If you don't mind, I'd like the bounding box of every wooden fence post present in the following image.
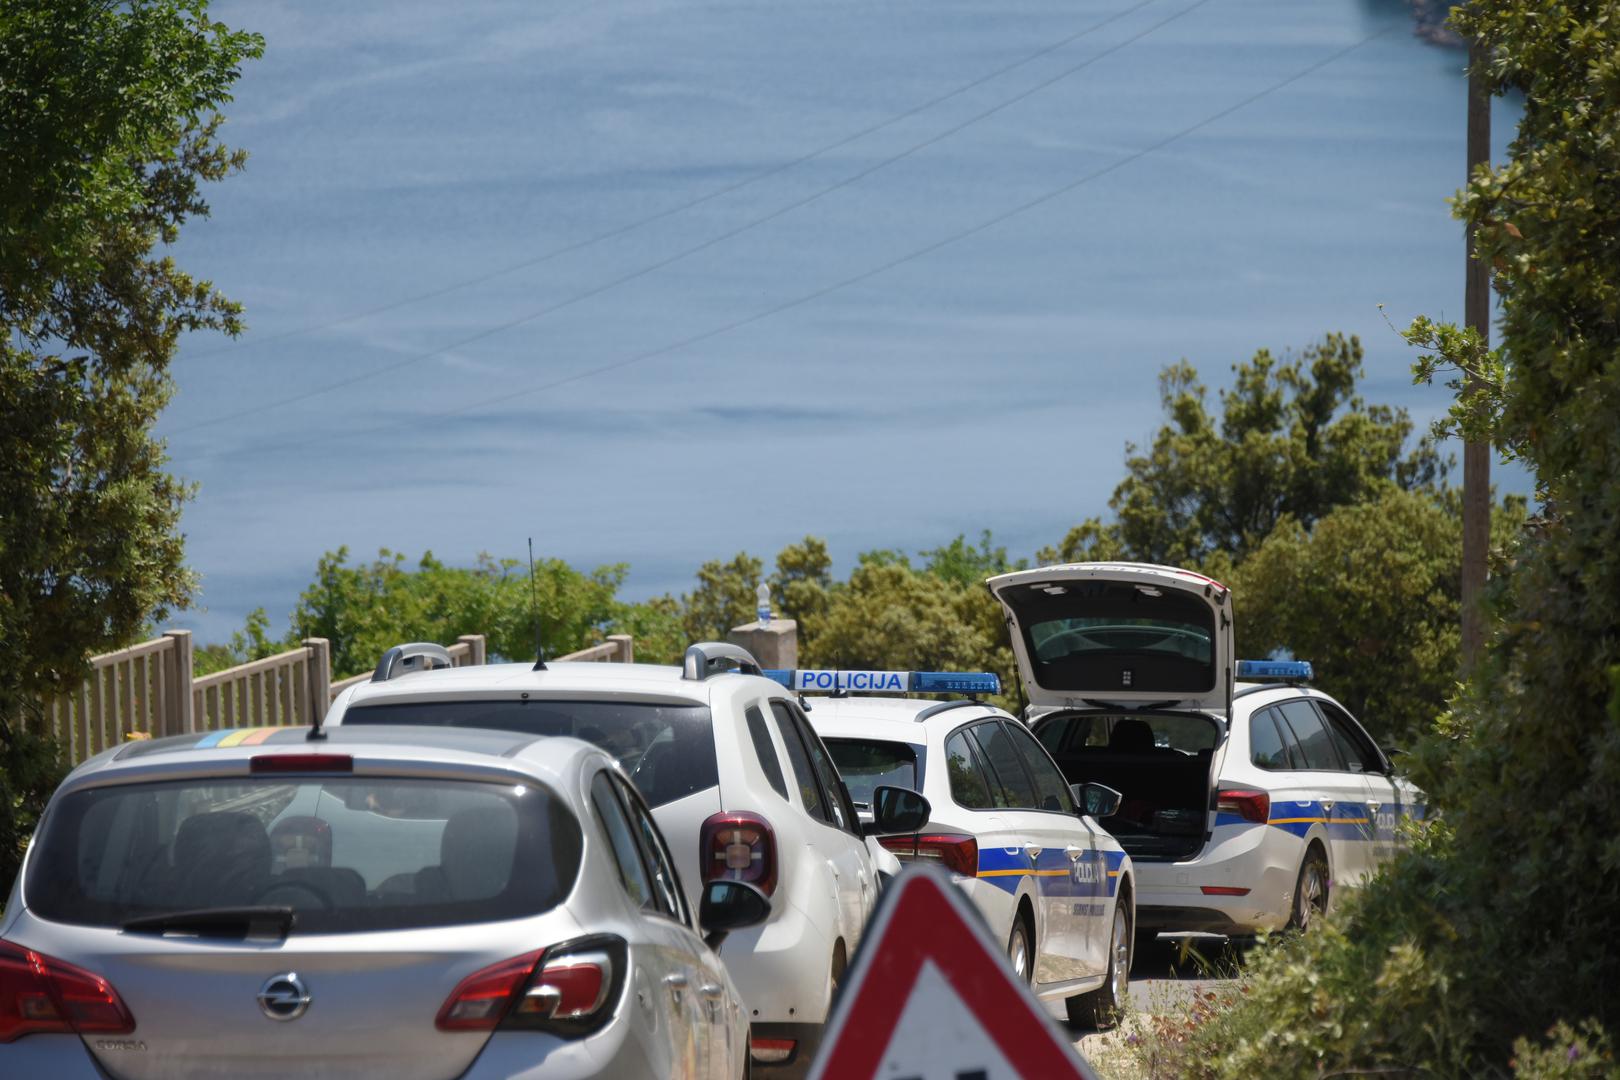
[161,630,195,736]
[607,634,634,663]
[458,634,487,666]
[303,638,331,724]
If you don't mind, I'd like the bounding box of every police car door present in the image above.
[1004,720,1109,979]
[967,720,1084,985]
[1316,700,1402,875]
[1272,699,1374,885]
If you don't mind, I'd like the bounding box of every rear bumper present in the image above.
[718,900,833,1025]
[0,1035,109,1078]
[1132,825,1298,935]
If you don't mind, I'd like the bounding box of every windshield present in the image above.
[824,739,918,808]
[26,777,581,933]
[1016,581,1216,694]
[343,699,717,808]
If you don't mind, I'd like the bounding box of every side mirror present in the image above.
[1075,782,1123,819]
[698,880,771,951]
[864,786,931,836]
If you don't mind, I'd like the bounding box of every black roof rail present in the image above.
[914,699,990,723]
[372,643,455,684]
[682,642,763,681]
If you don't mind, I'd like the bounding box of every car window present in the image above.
[1250,709,1292,771]
[1316,701,1382,775]
[28,776,582,933]
[1012,581,1216,695]
[1034,715,1074,754]
[824,739,917,810]
[945,731,996,810]
[615,775,688,925]
[1276,700,1343,771]
[771,701,829,823]
[591,770,655,910]
[785,704,861,835]
[343,699,717,808]
[1004,722,1075,813]
[746,706,790,800]
[969,722,1039,809]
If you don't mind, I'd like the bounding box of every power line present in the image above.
[183,0,1159,363]
[170,0,1204,435]
[188,20,1397,467]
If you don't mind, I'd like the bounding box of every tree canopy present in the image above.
[1047,334,1444,570]
[0,0,260,885]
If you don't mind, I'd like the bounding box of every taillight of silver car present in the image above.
[0,939,135,1043]
[435,936,626,1037]
[1216,787,1271,824]
[700,812,778,896]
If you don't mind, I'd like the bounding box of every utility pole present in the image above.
[1461,38,1491,671]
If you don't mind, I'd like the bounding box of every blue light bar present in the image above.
[1236,659,1313,681]
[759,669,1001,695]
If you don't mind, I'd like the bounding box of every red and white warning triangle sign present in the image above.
[808,866,1100,1080]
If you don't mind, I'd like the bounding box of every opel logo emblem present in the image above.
[257,972,311,1021]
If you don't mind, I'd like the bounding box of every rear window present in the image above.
[344,700,718,807]
[824,739,919,809]
[26,777,581,933]
[1014,581,1215,694]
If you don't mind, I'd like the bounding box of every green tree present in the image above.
[1164,1,1620,1071]
[289,548,626,677]
[920,530,1027,587]
[679,552,763,644]
[0,0,261,886]
[193,607,280,676]
[1046,335,1444,569]
[1231,489,1525,749]
[771,536,834,657]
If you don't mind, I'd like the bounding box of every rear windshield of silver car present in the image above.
[342,700,719,808]
[26,777,582,933]
[1015,582,1216,693]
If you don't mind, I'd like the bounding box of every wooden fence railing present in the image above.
[37,630,636,767]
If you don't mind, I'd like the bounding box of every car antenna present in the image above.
[528,537,548,671]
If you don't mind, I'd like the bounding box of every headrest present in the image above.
[440,805,520,900]
[1108,718,1157,754]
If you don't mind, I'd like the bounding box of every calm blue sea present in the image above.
[160,0,1525,643]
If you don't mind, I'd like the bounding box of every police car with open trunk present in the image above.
[986,562,1424,940]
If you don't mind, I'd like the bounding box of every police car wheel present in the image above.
[1066,904,1130,1030]
[1288,848,1330,932]
[1007,919,1032,985]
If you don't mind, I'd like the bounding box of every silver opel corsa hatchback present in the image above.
[0,723,767,1079]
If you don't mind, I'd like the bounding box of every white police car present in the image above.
[987,563,1425,940]
[779,669,1137,1028]
[320,642,932,1076]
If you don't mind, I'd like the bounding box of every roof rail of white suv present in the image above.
[681,642,763,681]
[372,642,456,683]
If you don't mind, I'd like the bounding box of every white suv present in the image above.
[986,563,1424,940]
[323,642,930,1075]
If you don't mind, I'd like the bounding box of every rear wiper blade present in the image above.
[122,906,295,940]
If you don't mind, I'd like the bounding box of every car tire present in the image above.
[1287,846,1330,932]
[1066,902,1130,1030]
[1007,915,1033,986]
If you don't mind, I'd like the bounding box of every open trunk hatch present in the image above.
[987,562,1233,713]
